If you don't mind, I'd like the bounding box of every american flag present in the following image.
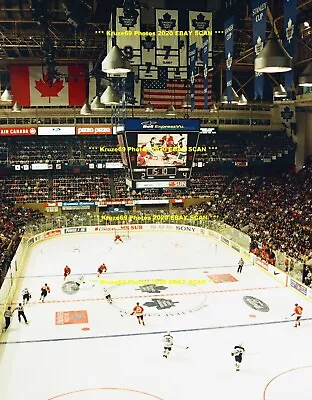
[142,68,212,109]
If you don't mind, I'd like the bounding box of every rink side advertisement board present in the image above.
[123,119,200,189]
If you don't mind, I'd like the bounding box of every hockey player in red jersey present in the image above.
[64,265,71,280]
[39,284,50,302]
[97,263,107,277]
[131,302,145,325]
[114,234,123,243]
[291,303,303,327]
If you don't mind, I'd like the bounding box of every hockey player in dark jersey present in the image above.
[231,344,245,371]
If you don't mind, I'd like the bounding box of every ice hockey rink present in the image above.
[0,230,312,400]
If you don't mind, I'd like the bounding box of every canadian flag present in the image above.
[9,65,87,107]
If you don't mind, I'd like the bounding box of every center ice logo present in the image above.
[137,284,168,293]
[144,298,179,310]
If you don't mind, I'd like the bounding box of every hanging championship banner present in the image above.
[139,65,158,80]
[189,43,197,111]
[178,38,188,67]
[168,67,188,80]
[251,0,267,99]
[202,35,209,109]
[115,7,141,65]
[140,35,157,79]
[156,9,179,67]
[280,105,296,136]
[189,11,213,66]
[283,0,297,89]
[224,17,234,103]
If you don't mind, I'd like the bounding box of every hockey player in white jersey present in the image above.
[22,288,31,305]
[163,332,173,358]
[231,344,245,371]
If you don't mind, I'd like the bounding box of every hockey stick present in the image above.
[120,311,129,317]
[174,344,189,350]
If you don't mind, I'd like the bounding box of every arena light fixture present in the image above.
[1,88,13,102]
[255,32,292,73]
[12,101,22,112]
[299,62,312,87]
[100,85,121,105]
[80,101,92,115]
[221,90,228,104]
[181,94,191,109]
[231,88,239,104]
[145,101,154,112]
[166,104,176,116]
[91,96,105,110]
[238,93,248,105]
[210,103,218,112]
[101,45,131,75]
[221,88,239,104]
[273,84,287,98]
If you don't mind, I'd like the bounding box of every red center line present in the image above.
[26,285,283,304]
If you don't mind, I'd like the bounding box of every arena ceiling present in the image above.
[0,0,311,100]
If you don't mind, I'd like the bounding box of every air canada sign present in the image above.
[0,126,37,136]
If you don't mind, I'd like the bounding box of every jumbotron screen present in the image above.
[123,119,200,184]
[136,132,188,167]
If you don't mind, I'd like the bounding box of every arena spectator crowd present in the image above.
[0,202,43,287]
[187,163,312,264]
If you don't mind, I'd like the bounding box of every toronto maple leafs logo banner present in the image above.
[279,104,296,136]
[251,0,267,99]
[189,11,213,66]
[9,65,86,107]
[115,7,141,66]
[224,17,234,103]
[189,43,197,111]
[140,34,157,79]
[156,9,179,67]
[283,0,297,89]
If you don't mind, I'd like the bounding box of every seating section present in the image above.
[0,176,50,203]
[189,173,231,196]
[195,131,295,164]
[8,137,69,165]
[3,136,122,166]
[52,173,111,201]
[82,136,121,164]
[186,163,312,262]
[0,202,43,287]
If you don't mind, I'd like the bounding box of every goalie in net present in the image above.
[114,229,130,243]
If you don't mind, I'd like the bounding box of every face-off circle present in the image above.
[48,388,164,400]
[111,282,208,316]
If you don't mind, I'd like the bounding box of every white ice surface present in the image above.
[0,231,311,400]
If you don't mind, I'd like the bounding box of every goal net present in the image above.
[114,229,130,239]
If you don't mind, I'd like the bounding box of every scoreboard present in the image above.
[121,118,200,189]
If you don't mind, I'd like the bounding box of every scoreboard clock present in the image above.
[121,118,200,189]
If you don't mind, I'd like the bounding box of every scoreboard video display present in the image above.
[123,118,200,189]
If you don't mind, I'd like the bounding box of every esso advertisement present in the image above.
[38,126,75,136]
[0,126,37,136]
[76,126,112,135]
